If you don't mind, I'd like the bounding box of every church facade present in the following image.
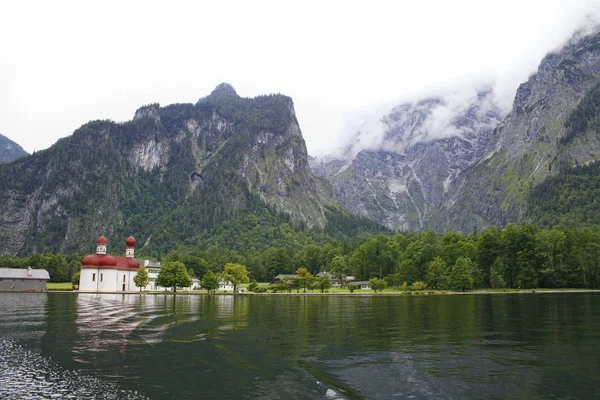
[79,236,142,293]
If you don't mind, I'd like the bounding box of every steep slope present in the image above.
[0,83,337,256]
[440,31,600,232]
[0,134,27,163]
[311,92,502,231]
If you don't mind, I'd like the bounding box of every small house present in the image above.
[352,281,370,290]
[0,267,50,292]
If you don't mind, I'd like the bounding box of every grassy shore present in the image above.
[45,281,600,295]
[46,282,73,291]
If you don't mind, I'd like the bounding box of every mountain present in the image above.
[0,134,27,163]
[0,83,359,256]
[439,31,600,232]
[311,91,502,231]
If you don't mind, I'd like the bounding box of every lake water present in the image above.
[0,293,599,399]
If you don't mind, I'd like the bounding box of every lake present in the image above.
[0,292,599,399]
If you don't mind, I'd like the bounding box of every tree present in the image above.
[369,277,388,293]
[201,270,220,293]
[133,265,150,292]
[313,276,332,293]
[157,261,192,292]
[71,271,80,289]
[330,255,349,287]
[448,257,475,292]
[295,267,314,293]
[222,263,249,293]
[427,256,448,290]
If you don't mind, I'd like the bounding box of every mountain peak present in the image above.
[210,82,238,97]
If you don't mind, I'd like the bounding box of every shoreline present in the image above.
[23,288,600,296]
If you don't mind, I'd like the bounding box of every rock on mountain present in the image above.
[0,83,334,256]
[0,134,28,163]
[311,91,502,231]
[439,30,600,232]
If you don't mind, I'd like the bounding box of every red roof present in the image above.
[96,236,108,245]
[81,254,117,267]
[81,255,139,270]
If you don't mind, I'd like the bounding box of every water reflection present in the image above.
[1,293,599,399]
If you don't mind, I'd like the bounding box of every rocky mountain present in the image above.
[0,134,27,163]
[311,92,503,231]
[439,30,600,232]
[313,30,600,233]
[0,83,343,256]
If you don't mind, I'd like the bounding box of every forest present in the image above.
[2,223,600,290]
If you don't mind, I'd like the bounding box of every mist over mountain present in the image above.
[311,90,503,231]
[313,28,600,233]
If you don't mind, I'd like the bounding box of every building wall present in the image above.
[0,278,47,292]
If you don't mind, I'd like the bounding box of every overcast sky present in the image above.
[1,0,599,156]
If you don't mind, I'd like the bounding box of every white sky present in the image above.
[1,0,599,156]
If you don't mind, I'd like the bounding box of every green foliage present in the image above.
[133,265,149,291]
[411,281,427,291]
[71,271,80,288]
[222,263,249,293]
[369,277,388,292]
[201,271,220,293]
[448,257,475,291]
[157,261,192,292]
[247,280,259,292]
[348,283,358,293]
[313,276,332,293]
[560,82,600,145]
[295,267,314,292]
[427,256,448,290]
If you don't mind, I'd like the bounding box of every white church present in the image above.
[79,235,144,292]
[78,236,202,292]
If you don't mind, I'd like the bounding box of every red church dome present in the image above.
[81,254,118,267]
[96,235,108,245]
[125,236,136,247]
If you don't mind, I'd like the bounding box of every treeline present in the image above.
[3,224,600,289]
[158,224,600,289]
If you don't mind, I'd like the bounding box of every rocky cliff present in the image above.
[0,83,335,256]
[311,92,502,231]
[439,31,600,232]
[0,134,27,163]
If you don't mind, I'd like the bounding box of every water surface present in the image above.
[0,293,599,399]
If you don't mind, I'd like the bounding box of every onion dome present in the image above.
[125,236,136,247]
[96,236,108,245]
[81,254,118,267]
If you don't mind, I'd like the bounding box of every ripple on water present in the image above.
[0,340,149,400]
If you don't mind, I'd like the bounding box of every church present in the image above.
[79,235,142,292]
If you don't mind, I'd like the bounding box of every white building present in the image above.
[218,280,234,291]
[79,236,142,293]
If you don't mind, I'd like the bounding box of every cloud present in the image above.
[318,1,600,160]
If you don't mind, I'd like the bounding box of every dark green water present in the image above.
[0,293,599,399]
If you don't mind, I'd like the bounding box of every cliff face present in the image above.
[439,31,600,232]
[0,83,333,256]
[0,134,27,163]
[311,93,502,231]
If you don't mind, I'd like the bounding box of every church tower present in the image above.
[96,236,107,254]
[125,236,136,258]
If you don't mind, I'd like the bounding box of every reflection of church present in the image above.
[79,236,141,292]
